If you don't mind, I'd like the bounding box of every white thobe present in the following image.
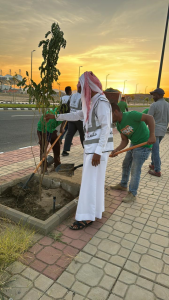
[57,97,112,221]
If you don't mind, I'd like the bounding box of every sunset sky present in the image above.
[0,0,169,96]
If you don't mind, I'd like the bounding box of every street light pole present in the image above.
[123,80,127,95]
[157,5,169,88]
[135,83,139,94]
[105,74,110,90]
[145,86,148,94]
[79,66,83,79]
[31,50,36,82]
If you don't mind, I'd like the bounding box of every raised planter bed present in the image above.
[0,175,80,234]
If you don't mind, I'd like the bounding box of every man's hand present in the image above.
[60,128,65,134]
[109,149,118,157]
[147,135,156,145]
[92,153,101,167]
[45,114,55,122]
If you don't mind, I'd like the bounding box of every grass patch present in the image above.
[0,218,35,292]
[48,232,66,244]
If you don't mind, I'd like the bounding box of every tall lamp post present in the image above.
[135,83,139,94]
[157,5,169,88]
[145,86,148,94]
[123,80,127,95]
[31,50,36,82]
[79,66,83,78]
[105,74,110,90]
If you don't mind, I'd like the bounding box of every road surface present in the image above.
[0,107,146,153]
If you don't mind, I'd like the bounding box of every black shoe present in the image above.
[62,151,69,156]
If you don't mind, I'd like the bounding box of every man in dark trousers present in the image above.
[148,88,169,177]
[60,86,72,144]
[62,86,84,156]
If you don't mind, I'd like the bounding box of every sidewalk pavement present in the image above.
[1,131,169,300]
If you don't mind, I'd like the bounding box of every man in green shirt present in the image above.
[37,107,64,173]
[142,108,149,114]
[117,96,128,113]
[110,103,156,203]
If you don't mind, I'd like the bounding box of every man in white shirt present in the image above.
[62,86,84,156]
[60,86,72,144]
[46,72,113,230]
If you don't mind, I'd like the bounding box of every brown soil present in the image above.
[0,180,74,221]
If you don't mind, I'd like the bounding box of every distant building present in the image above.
[0,74,22,91]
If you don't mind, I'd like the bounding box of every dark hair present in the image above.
[122,96,125,100]
[65,86,71,95]
[111,103,121,112]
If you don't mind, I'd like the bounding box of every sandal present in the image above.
[69,220,93,230]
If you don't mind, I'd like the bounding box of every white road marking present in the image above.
[11,115,37,117]
[19,146,32,149]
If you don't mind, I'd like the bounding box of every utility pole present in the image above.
[157,5,169,88]
[105,74,110,90]
[123,80,127,95]
[31,50,36,82]
[79,66,83,79]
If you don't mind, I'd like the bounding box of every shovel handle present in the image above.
[34,121,68,174]
[109,142,148,157]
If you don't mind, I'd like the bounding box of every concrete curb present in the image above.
[0,175,80,234]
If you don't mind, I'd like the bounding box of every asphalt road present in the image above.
[0,107,146,153]
[0,110,41,152]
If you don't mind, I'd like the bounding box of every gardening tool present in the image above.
[47,155,54,167]
[19,121,68,189]
[109,142,148,157]
[55,163,83,177]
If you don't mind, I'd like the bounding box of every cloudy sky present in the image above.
[0,0,169,95]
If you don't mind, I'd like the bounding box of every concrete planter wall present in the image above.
[0,175,80,234]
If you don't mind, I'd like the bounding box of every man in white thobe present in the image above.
[46,72,113,230]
